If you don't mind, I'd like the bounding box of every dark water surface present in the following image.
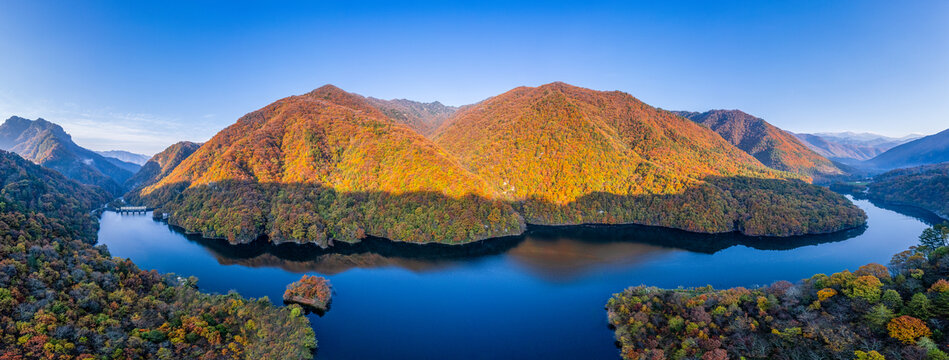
[97,197,934,359]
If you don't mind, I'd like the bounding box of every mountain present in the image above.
[864,128,949,170]
[124,141,201,191]
[96,149,151,165]
[430,82,863,236]
[136,85,522,245]
[794,132,919,161]
[674,110,843,178]
[101,155,141,173]
[0,116,134,195]
[0,149,317,358]
[132,83,865,245]
[365,98,457,136]
[867,162,949,219]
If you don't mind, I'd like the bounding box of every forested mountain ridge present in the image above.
[365,97,457,137]
[137,85,522,245]
[433,82,863,235]
[867,162,949,219]
[0,150,316,358]
[124,141,201,191]
[675,110,843,178]
[0,116,133,195]
[865,128,949,170]
[131,83,865,245]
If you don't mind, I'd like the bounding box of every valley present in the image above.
[95,196,934,359]
[4,3,947,358]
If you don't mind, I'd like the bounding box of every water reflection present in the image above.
[165,218,867,279]
[98,197,931,360]
[832,189,947,226]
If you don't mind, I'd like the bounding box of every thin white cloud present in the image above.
[0,94,217,155]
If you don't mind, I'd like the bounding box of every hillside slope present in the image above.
[867,162,949,218]
[433,83,863,236]
[0,116,133,194]
[0,150,316,358]
[124,141,202,191]
[137,85,522,245]
[133,83,865,245]
[866,128,949,170]
[675,110,843,178]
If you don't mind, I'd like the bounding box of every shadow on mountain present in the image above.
[135,176,867,250]
[161,214,866,277]
[831,187,947,226]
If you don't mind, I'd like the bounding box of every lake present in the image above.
[96,197,939,359]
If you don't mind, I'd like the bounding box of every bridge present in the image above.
[116,206,148,214]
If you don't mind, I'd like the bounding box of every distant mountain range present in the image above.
[864,128,949,170]
[129,83,865,246]
[0,116,134,195]
[793,132,920,162]
[674,110,843,179]
[96,150,151,165]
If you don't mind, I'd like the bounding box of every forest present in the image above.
[673,110,843,179]
[867,163,949,218]
[606,224,949,359]
[129,83,866,246]
[0,151,316,359]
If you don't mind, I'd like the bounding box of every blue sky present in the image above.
[0,1,946,154]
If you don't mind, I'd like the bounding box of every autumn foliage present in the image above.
[675,110,844,179]
[284,275,332,312]
[131,83,865,246]
[886,315,931,344]
[606,226,949,359]
[868,162,949,218]
[0,151,316,359]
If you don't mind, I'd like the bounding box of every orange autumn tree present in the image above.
[284,275,333,312]
[887,316,931,344]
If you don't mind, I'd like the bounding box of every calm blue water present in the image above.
[96,197,938,359]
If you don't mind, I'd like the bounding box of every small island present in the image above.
[284,275,333,313]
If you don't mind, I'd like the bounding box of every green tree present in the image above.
[881,289,902,310]
[918,223,949,254]
[864,304,894,329]
[905,293,932,318]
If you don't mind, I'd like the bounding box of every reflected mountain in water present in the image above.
[163,218,867,279]
[864,199,948,227]
[832,190,948,227]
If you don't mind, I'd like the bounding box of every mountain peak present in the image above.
[675,109,844,178]
[531,81,589,94]
[0,117,131,194]
[1,115,70,140]
[308,84,346,94]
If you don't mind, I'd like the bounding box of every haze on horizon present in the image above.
[0,0,946,155]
